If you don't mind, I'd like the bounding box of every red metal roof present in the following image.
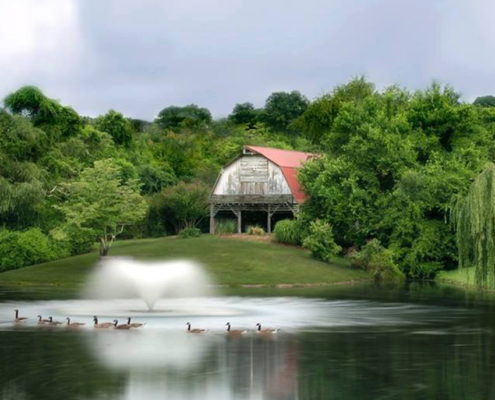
[244,146,316,203]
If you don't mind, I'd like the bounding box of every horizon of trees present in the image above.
[2,78,495,283]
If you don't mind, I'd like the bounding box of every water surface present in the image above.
[1,283,494,400]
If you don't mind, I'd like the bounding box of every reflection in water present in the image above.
[85,329,299,400]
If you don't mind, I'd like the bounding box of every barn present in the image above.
[209,145,316,234]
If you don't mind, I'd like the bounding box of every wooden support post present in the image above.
[237,207,242,234]
[267,204,272,234]
[209,204,215,234]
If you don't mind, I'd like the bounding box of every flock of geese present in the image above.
[14,309,280,335]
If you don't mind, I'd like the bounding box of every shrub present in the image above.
[216,219,236,235]
[0,228,67,272]
[351,239,405,281]
[302,220,341,262]
[247,225,265,236]
[273,219,303,245]
[179,227,202,239]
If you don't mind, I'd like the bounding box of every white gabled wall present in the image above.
[213,155,291,196]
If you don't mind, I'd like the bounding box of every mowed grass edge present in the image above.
[0,235,370,289]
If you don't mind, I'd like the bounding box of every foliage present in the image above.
[53,159,148,256]
[178,227,202,239]
[452,163,495,288]
[262,91,309,133]
[228,102,260,127]
[303,220,342,262]
[247,225,265,236]
[154,181,209,234]
[215,219,237,235]
[273,219,303,245]
[350,239,405,281]
[95,109,133,147]
[0,228,66,272]
[155,104,212,131]
[473,95,495,108]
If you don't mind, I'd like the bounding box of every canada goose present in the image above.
[186,322,208,334]
[256,323,280,334]
[225,322,246,336]
[66,317,85,328]
[127,317,145,328]
[37,315,50,324]
[14,309,28,323]
[48,316,63,326]
[113,320,131,330]
[93,316,114,329]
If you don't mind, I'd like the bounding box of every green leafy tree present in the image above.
[453,163,495,288]
[4,86,82,138]
[154,181,209,234]
[155,104,212,131]
[228,102,260,127]
[53,159,148,256]
[262,91,309,133]
[95,110,134,147]
[473,95,495,108]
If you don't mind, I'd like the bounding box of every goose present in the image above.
[93,316,114,329]
[186,322,208,334]
[113,320,131,330]
[14,309,28,323]
[256,323,280,334]
[127,317,145,328]
[66,317,85,328]
[37,315,50,325]
[48,316,63,326]
[225,322,247,337]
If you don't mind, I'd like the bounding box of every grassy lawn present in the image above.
[0,236,370,290]
[436,267,476,287]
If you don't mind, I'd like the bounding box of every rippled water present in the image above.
[1,286,495,400]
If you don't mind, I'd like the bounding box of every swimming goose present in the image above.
[186,322,208,334]
[37,315,50,324]
[113,320,131,330]
[225,322,247,337]
[93,316,114,329]
[48,316,63,326]
[127,317,145,328]
[66,317,85,328]
[256,323,280,334]
[14,309,28,323]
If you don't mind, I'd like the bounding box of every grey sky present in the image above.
[1,0,494,120]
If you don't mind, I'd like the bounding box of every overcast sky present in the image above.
[0,0,494,120]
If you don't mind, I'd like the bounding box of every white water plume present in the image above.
[84,258,214,310]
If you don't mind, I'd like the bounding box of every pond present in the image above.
[1,283,495,400]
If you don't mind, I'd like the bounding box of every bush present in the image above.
[216,219,236,235]
[179,227,202,239]
[247,225,265,236]
[302,220,341,262]
[0,228,68,272]
[351,239,405,281]
[273,219,303,245]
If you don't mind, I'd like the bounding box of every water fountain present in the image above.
[84,258,213,310]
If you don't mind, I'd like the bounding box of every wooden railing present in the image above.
[210,194,295,205]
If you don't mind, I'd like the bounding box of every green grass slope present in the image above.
[0,236,369,290]
[436,267,476,287]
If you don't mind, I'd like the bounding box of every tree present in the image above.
[228,102,260,127]
[4,86,82,138]
[473,95,495,108]
[95,110,134,147]
[155,104,212,131]
[155,181,209,234]
[262,91,309,133]
[53,159,148,256]
[453,163,495,288]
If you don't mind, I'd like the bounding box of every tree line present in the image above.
[1,80,494,282]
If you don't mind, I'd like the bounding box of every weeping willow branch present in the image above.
[452,163,495,288]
